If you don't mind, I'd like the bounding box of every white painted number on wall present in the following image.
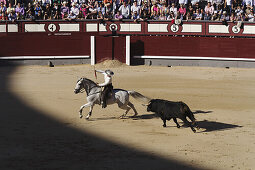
[171,24,179,33]
[48,24,57,32]
[232,26,240,34]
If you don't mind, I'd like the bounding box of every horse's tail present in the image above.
[128,91,151,103]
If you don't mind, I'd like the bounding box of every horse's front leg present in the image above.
[79,103,92,119]
[86,105,94,120]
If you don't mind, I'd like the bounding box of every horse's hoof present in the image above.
[79,115,83,119]
[85,116,90,120]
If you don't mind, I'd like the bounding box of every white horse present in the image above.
[74,77,150,119]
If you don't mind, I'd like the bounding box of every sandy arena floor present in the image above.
[0,61,255,170]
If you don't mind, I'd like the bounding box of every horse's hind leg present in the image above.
[127,102,138,116]
[118,104,131,118]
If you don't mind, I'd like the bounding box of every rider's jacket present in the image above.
[95,70,113,87]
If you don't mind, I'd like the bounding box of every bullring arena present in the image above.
[1,60,255,170]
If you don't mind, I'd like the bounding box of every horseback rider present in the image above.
[95,69,114,108]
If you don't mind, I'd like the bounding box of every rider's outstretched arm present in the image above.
[95,70,105,74]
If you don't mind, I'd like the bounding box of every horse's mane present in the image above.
[83,77,97,86]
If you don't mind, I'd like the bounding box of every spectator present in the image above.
[151,3,159,16]
[140,1,150,16]
[119,1,130,19]
[114,10,122,19]
[25,3,34,16]
[160,3,168,15]
[168,0,178,8]
[104,0,112,8]
[51,2,61,19]
[220,10,230,21]
[6,3,15,17]
[105,3,113,14]
[43,3,51,20]
[87,3,97,19]
[15,2,24,20]
[187,4,194,15]
[131,1,140,16]
[224,0,232,15]
[140,7,150,20]
[193,8,202,20]
[42,0,51,7]
[34,3,42,19]
[0,2,6,18]
[97,10,104,19]
[230,11,236,21]
[79,3,88,19]
[169,2,177,16]
[0,0,6,5]
[186,11,193,20]
[205,2,214,15]
[191,0,199,6]
[151,7,159,19]
[104,10,113,20]
[204,10,211,20]
[158,11,166,20]
[25,10,34,20]
[8,10,16,20]
[132,10,140,21]
[0,11,6,20]
[68,2,79,20]
[246,9,254,21]
[178,3,186,19]
[167,11,175,20]
[211,10,219,20]
[179,0,188,8]
[60,1,69,19]
[97,3,106,16]
[235,5,243,18]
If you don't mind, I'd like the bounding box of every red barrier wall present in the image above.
[131,36,255,60]
[0,33,91,57]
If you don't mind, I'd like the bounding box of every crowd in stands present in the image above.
[0,0,254,22]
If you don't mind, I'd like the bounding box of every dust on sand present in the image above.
[1,63,255,170]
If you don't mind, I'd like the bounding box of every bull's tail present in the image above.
[128,91,151,103]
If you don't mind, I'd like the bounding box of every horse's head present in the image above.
[74,78,84,94]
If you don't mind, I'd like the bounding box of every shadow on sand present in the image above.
[196,120,242,133]
[0,63,205,170]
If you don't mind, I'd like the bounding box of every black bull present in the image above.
[146,99,199,133]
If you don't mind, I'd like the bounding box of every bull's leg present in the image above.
[181,117,196,133]
[79,102,92,119]
[162,119,167,127]
[173,118,181,128]
[187,112,200,130]
[160,116,167,127]
[127,102,138,117]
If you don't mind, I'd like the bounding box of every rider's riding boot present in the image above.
[102,101,107,108]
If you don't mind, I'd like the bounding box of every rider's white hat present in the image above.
[105,70,114,76]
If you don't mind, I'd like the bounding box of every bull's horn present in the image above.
[141,104,149,107]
